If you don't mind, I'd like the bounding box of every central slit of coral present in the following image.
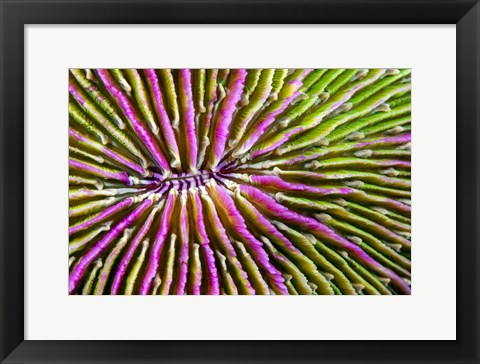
[159,169,221,190]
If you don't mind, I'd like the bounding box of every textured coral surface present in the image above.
[68,68,411,295]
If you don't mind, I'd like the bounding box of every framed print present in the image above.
[1,0,479,363]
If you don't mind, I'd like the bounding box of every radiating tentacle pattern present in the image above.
[69,68,411,295]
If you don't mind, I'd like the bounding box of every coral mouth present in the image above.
[158,169,227,191]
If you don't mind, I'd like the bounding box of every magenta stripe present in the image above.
[69,128,146,175]
[69,197,134,235]
[236,71,307,156]
[69,197,153,293]
[192,192,220,294]
[212,184,288,294]
[246,174,354,195]
[209,69,247,168]
[175,197,189,294]
[69,158,130,185]
[179,69,198,171]
[238,184,411,294]
[140,192,176,294]
[144,69,181,166]
[110,197,164,294]
[356,132,411,148]
[96,69,171,175]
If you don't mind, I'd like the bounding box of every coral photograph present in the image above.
[68,68,411,295]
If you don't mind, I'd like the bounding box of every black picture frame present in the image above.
[1,0,479,363]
